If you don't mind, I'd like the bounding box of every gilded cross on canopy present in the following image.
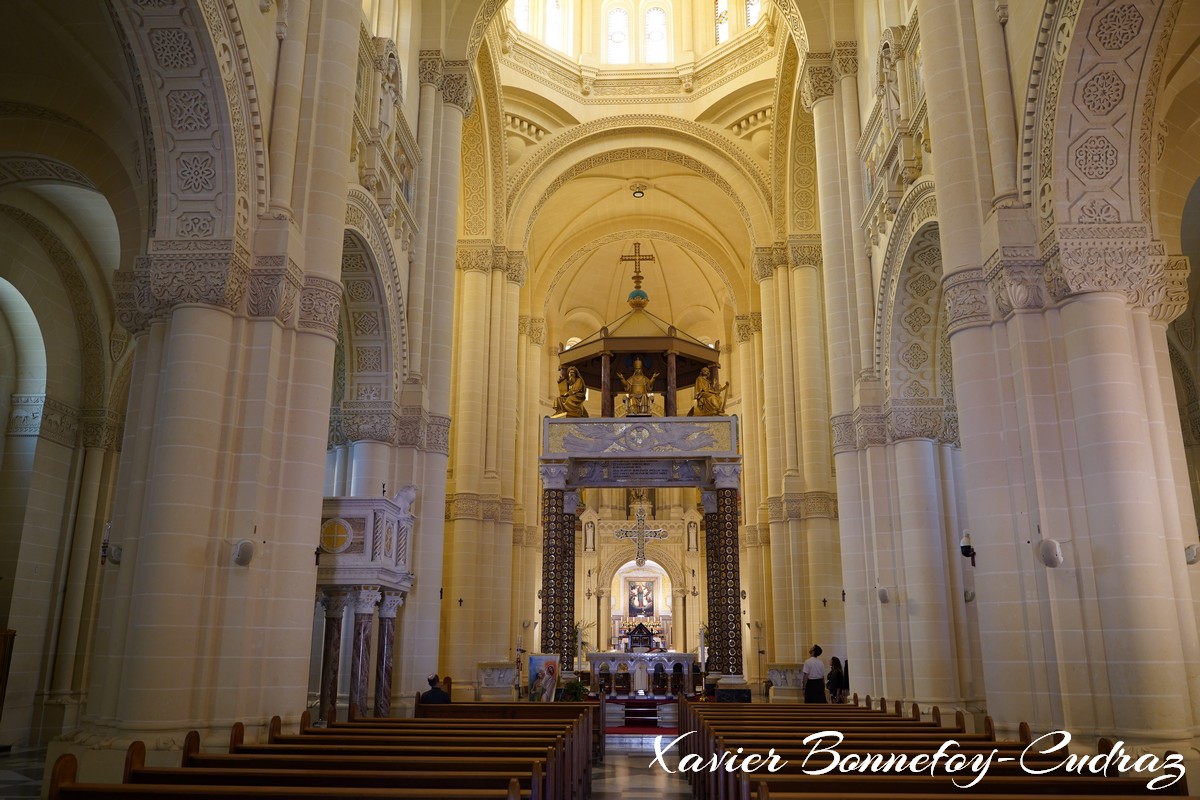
[615,506,667,566]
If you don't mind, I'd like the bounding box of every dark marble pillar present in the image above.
[704,463,744,678]
[539,464,576,670]
[666,352,677,416]
[319,590,348,724]
[349,587,380,718]
[601,352,614,417]
[374,592,403,717]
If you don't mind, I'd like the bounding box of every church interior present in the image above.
[1,0,1200,788]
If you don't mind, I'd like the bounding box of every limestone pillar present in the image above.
[374,592,403,717]
[971,0,1018,206]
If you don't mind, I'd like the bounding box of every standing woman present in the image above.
[826,657,845,703]
[800,644,827,703]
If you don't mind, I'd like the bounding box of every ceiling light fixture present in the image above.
[630,181,647,198]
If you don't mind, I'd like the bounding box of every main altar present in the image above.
[585,651,697,696]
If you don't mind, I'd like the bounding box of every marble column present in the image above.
[704,468,744,680]
[539,464,574,668]
[319,591,349,724]
[374,592,404,717]
[348,587,380,719]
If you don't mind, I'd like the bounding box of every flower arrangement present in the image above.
[620,618,663,635]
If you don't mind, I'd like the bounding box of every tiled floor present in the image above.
[0,745,47,799]
[0,737,692,799]
[596,734,692,799]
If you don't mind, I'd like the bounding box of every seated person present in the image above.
[420,673,451,703]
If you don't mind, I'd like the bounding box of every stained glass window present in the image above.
[545,0,563,50]
[715,0,728,44]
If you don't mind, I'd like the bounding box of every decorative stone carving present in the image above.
[166,89,211,131]
[1150,255,1189,324]
[149,28,197,69]
[505,251,527,286]
[1072,135,1118,180]
[298,275,343,337]
[943,269,990,334]
[854,405,886,448]
[1078,198,1120,224]
[248,255,303,322]
[442,65,475,115]
[1080,71,1124,115]
[751,247,775,283]
[1042,223,1165,308]
[528,318,546,346]
[1093,3,1143,51]
[342,400,396,444]
[418,50,443,89]
[80,408,122,450]
[831,414,856,453]
[456,242,492,273]
[801,60,835,111]
[886,399,946,441]
[833,41,858,80]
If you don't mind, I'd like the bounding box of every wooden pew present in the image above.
[280,712,587,799]
[411,696,606,762]
[233,720,579,800]
[156,734,548,800]
[48,752,522,800]
[737,773,1187,800]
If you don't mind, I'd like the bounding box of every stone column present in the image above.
[972,0,1018,206]
[319,590,348,724]
[539,464,574,667]
[374,592,403,717]
[348,587,380,718]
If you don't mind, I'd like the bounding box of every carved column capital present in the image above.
[942,268,991,335]
[298,275,342,338]
[788,235,822,270]
[751,247,776,283]
[984,248,1047,319]
[801,55,835,112]
[505,250,528,286]
[418,50,444,89]
[248,255,304,323]
[833,41,858,80]
[442,62,475,115]
[353,586,382,614]
[321,590,349,618]
[540,462,568,490]
[456,240,492,273]
[378,592,405,618]
[1041,223,1165,308]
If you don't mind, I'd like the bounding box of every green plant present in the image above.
[561,678,588,701]
[572,620,595,653]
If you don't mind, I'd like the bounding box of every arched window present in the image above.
[608,7,630,64]
[714,0,728,44]
[513,0,531,32]
[545,0,563,51]
[745,0,761,26]
[645,6,668,63]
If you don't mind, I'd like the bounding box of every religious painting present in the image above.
[627,579,655,617]
[528,654,560,702]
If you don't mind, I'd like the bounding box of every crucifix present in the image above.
[615,506,667,567]
[619,242,656,289]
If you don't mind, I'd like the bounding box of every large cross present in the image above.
[615,506,667,567]
[619,242,656,287]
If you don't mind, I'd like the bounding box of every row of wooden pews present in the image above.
[677,695,1189,800]
[48,703,597,800]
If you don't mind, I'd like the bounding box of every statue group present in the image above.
[551,359,729,417]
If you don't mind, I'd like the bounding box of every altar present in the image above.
[586,651,697,696]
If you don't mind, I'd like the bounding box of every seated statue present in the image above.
[617,358,658,416]
[552,366,588,418]
[691,366,729,416]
